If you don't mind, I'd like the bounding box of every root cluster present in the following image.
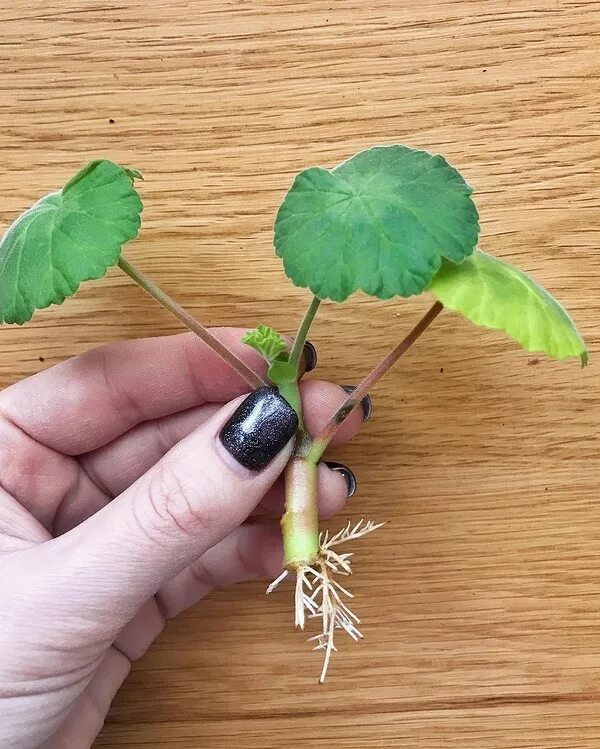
[267,519,383,682]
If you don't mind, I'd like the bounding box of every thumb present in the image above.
[40,386,297,633]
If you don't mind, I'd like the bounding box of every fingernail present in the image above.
[325,462,357,498]
[219,386,298,470]
[303,341,318,372]
[341,385,373,422]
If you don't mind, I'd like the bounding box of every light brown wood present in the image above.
[1,1,599,746]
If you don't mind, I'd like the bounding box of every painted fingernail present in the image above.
[219,386,298,470]
[325,461,357,498]
[303,341,318,372]
[341,385,373,422]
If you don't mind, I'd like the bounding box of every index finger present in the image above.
[0,329,277,455]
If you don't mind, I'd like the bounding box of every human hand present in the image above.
[0,329,365,748]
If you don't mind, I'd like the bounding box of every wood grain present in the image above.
[0,1,599,746]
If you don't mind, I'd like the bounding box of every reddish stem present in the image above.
[118,256,266,389]
[308,301,444,461]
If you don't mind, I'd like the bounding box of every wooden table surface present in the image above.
[1,1,599,747]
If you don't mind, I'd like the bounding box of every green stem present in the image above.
[280,301,443,570]
[278,380,305,431]
[282,432,320,569]
[288,295,321,373]
[308,301,444,463]
[117,256,266,389]
[279,296,322,568]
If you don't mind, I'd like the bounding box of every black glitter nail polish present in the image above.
[341,385,373,422]
[219,386,298,470]
[303,341,318,372]
[325,461,357,498]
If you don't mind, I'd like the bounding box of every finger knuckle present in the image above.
[143,465,217,542]
[188,557,221,591]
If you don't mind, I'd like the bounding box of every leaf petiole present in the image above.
[288,295,321,373]
[308,301,444,462]
[117,256,266,389]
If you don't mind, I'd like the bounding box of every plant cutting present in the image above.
[0,147,587,682]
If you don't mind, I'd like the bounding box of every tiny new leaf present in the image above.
[0,160,143,324]
[274,145,479,302]
[242,325,296,387]
[428,250,587,366]
[242,324,290,364]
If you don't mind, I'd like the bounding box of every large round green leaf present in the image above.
[0,160,143,324]
[274,145,479,301]
[429,250,587,365]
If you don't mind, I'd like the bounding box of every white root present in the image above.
[266,569,289,594]
[266,518,383,682]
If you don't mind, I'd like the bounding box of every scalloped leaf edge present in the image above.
[428,250,588,367]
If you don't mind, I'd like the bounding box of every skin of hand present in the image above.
[0,329,364,749]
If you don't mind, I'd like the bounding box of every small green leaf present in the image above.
[0,160,143,324]
[429,250,587,366]
[242,324,290,364]
[267,359,298,387]
[274,145,479,302]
